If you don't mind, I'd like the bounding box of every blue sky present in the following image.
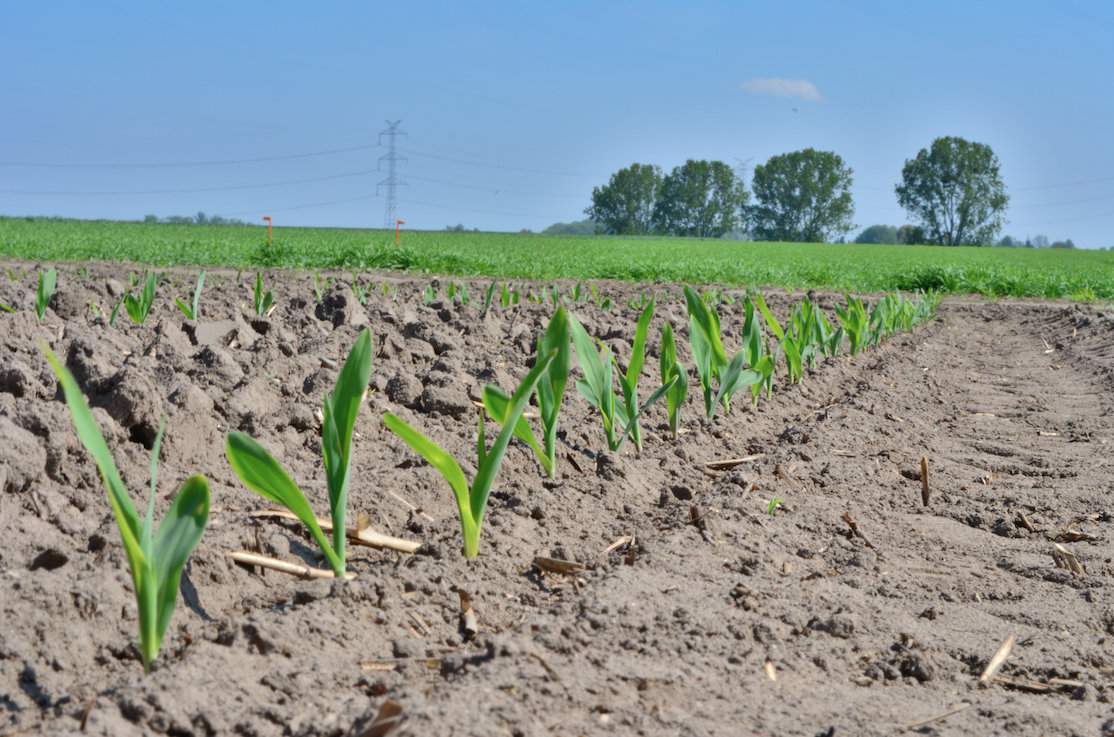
[2,0,1113,246]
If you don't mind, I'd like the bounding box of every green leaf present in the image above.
[225,431,341,574]
[482,385,551,476]
[383,413,474,546]
[321,329,373,561]
[569,314,616,445]
[535,307,571,476]
[614,374,677,451]
[713,351,762,415]
[190,271,205,319]
[109,299,124,326]
[624,298,654,389]
[42,346,145,584]
[470,352,555,526]
[152,475,209,644]
[752,293,785,342]
[683,286,727,368]
[174,298,194,320]
[36,267,56,321]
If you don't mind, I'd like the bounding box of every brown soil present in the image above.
[1,264,1113,737]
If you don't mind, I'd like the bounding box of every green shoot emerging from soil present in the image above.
[36,267,56,322]
[685,287,761,418]
[124,273,158,325]
[483,307,571,477]
[659,321,688,439]
[384,351,555,558]
[175,271,205,321]
[253,273,274,317]
[226,329,373,576]
[43,348,210,672]
[570,311,675,451]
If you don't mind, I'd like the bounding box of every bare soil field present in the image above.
[2,265,1112,737]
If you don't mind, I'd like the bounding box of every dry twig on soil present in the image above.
[978,633,1016,685]
[228,550,357,580]
[249,509,421,554]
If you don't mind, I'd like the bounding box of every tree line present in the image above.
[583,136,1022,247]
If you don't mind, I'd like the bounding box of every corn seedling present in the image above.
[570,310,675,451]
[43,348,209,672]
[752,294,805,385]
[659,321,688,439]
[483,307,571,477]
[685,287,761,418]
[252,273,274,316]
[103,298,122,326]
[834,295,869,355]
[351,273,369,306]
[174,271,205,321]
[740,297,776,402]
[481,282,497,316]
[226,329,373,577]
[312,274,331,304]
[35,267,57,322]
[124,273,158,325]
[385,351,555,558]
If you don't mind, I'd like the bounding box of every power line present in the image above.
[403,172,585,200]
[0,143,380,169]
[0,168,381,196]
[398,146,587,177]
[220,192,381,217]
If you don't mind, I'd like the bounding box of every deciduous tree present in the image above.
[749,149,854,242]
[895,136,1008,246]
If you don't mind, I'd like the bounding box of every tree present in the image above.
[895,136,1009,246]
[854,224,899,244]
[748,149,855,242]
[542,219,597,236]
[585,163,662,235]
[651,160,747,238]
[896,225,925,245]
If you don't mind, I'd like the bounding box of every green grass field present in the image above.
[2,218,1112,299]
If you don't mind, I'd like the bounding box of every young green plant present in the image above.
[174,271,206,321]
[752,293,804,385]
[482,307,571,477]
[835,295,869,355]
[36,267,57,322]
[43,348,209,672]
[684,286,760,418]
[570,309,675,451]
[659,321,688,439]
[225,329,373,576]
[384,351,555,558]
[253,272,274,317]
[124,273,158,324]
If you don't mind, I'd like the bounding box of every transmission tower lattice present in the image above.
[377,120,407,228]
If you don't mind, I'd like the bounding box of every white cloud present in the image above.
[740,78,823,102]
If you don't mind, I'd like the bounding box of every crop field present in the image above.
[2,258,1114,736]
[3,218,1114,299]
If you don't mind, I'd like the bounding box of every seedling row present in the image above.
[15,266,940,672]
